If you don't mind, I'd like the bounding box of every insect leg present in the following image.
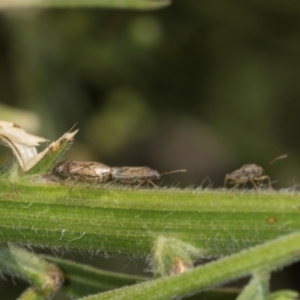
[147,180,158,188]
[249,179,258,189]
[231,182,240,190]
[265,175,273,189]
[256,175,273,190]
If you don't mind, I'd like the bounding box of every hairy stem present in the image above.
[0,180,299,257]
[80,231,300,300]
[0,245,63,299]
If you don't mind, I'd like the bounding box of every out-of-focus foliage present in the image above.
[0,0,170,10]
[1,1,299,189]
[1,2,300,299]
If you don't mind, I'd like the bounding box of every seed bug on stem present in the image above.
[55,161,112,183]
[224,154,288,190]
[110,167,187,187]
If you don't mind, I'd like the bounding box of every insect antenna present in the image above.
[268,154,288,165]
[263,154,288,174]
[160,169,187,177]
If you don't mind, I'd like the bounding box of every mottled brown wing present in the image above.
[66,161,98,177]
[111,167,153,180]
[56,161,111,182]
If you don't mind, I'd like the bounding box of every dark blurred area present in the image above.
[1,0,300,298]
[1,0,300,189]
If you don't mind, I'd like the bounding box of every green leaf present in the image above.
[23,130,78,176]
[153,236,203,277]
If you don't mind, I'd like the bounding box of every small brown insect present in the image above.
[224,164,271,189]
[55,161,112,183]
[224,155,287,190]
[111,167,186,187]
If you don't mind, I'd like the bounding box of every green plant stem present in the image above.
[44,255,239,299]
[43,255,146,298]
[79,231,300,300]
[236,271,270,300]
[0,181,299,256]
[0,244,63,299]
[17,288,46,300]
[266,290,299,300]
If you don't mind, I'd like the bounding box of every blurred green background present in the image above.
[1,0,300,189]
[1,1,300,298]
